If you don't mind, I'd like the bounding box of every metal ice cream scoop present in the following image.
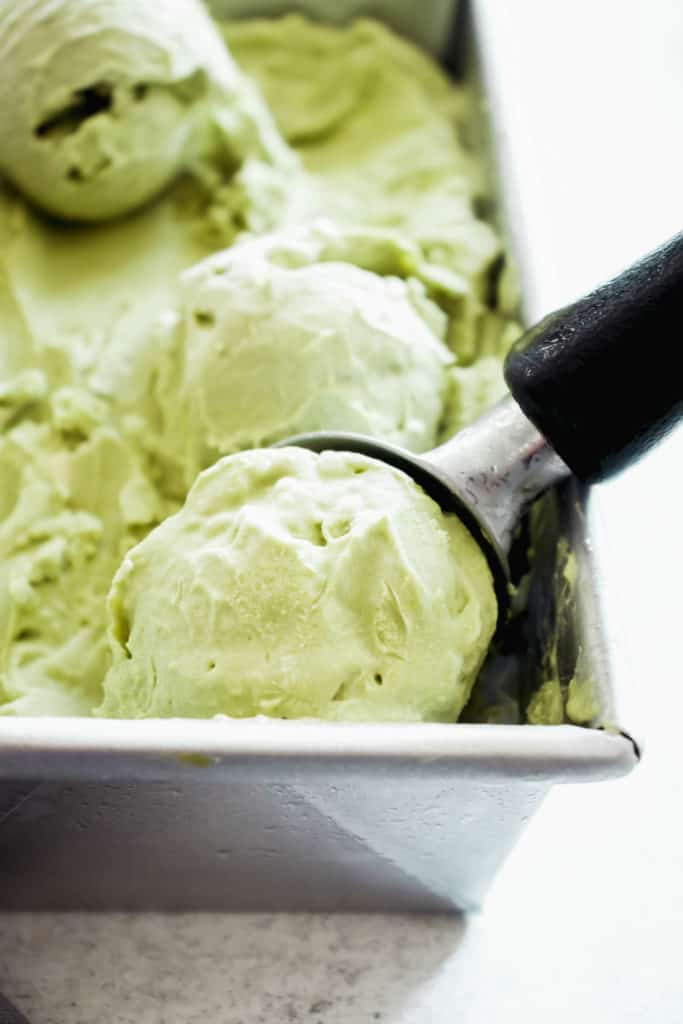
[285,231,683,615]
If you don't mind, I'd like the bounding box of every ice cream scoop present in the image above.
[152,224,454,489]
[289,231,683,616]
[0,0,290,221]
[100,447,497,722]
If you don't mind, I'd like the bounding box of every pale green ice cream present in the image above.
[100,448,497,722]
[0,257,176,715]
[152,220,454,488]
[0,391,171,715]
[0,14,520,720]
[221,16,520,379]
[0,0,293,222]
[224,17,500,291]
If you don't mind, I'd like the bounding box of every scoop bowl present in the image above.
[283,229,683,624]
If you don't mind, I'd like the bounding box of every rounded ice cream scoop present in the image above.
[289,230,683,615]
[0,0,289,221]
[153,225,453,488]
[100,447,497,722]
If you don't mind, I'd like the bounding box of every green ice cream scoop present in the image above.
[153,223,454,488]
[100,448,497,722]
[0,0,291,222]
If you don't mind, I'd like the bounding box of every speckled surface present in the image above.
[0,914,465,1023]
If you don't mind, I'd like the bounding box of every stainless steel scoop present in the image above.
[285,230,683,616]
[286,397,565,613]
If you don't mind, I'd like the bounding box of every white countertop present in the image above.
[2,0,683,1020]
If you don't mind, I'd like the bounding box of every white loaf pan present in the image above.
[0,0,639,912]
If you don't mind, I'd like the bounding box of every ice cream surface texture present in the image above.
[224,17,500,289]
[0,14,522,721]
[153,221,454,487]
[100,448,497,721]
[0,0,291,221]
[0,397,168,716]
[0,267,169,715]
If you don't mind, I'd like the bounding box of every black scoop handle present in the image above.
[504,231,683,483]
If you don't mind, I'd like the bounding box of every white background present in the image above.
[2,0,683,1020]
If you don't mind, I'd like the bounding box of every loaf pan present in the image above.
[0,0,638,913]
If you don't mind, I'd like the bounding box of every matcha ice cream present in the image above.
[224,17,501,290]
[0,13,521,722]
[0,251,173,715]
[0,0,292,222]
[100,448,497,721]
[0,386,170,716]
[152,221,454,488]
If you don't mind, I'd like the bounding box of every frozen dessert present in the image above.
[0,13,522,722]
[0,252,174,715]
[152,221,454,488]
[224,18,500,290]
[0,0,292,222]
[222,16,521,409]
[100,448,497,721]
[0,385,170,715]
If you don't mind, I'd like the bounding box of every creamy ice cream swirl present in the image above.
[0,0,294,221]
